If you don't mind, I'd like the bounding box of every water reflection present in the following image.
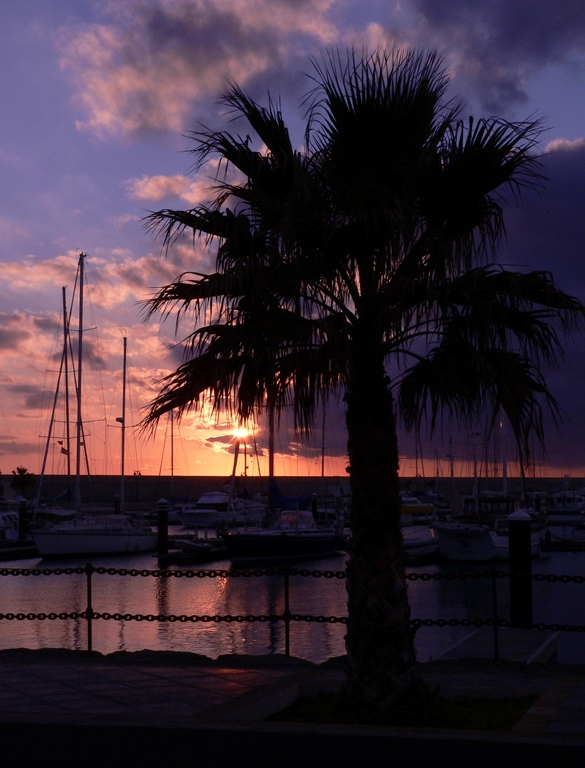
[0,551,584,663]
[155,572,170,645]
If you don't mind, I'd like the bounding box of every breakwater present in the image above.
[30,474,584,510]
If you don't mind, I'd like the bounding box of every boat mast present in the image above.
[472,432,479,499]
[501,411,508,495]
[268,403,275,486]
[120,336,127,511]
[74,253,86,510]
[62,287,72,478]
[321,405,326,498]
[170,409,174,501]
[35,288,69,509]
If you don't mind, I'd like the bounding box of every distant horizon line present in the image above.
[11,472,585,481]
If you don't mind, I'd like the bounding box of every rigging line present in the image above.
[0,399,22,467]
[125,366,143,475]
[83,259,128,337]
[158,420,168,478]
[79,258,122,475]
[33,298,66,470]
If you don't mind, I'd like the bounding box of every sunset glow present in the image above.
[2,2,585,483]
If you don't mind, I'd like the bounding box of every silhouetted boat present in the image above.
[432,494,546,561]
[31,254,157,558]
[223,509,346,562]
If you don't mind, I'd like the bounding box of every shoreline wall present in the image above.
[22,473,585,509]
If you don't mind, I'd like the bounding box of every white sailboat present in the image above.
[432,417,546,561]
[222,405,347,562]
[32,254,157,557]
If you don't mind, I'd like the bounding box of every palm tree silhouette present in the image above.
[142,48,584,705]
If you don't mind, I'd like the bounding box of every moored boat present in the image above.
[222,509,346,562]
[178,491,265,529]
[432,494,547,561]
[31,514,157,557]
[0,504,20,543]
[400,494,436,523]
[30,255,158,559]
[401,524,438,564]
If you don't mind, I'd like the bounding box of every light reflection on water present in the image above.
[0,551,584,663]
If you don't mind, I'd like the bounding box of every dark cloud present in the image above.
[59,0,333,137]
[499,142,585,295]
[409,0,585,112]
[0,438,37,462]
[0,313,32,350]
[32,316,61,334]
[68,337,105,369]
[4,383,47,412]
[0,327,30,350]
[495,141,585,469]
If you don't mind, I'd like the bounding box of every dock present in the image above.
[0,541,39,561]
[157,536,228,567]
[435,627,560,664]
[545,539,585,552]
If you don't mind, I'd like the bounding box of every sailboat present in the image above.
[175,425,267,530]
[221,406,347,562]
[31,254,157,558]
[432,418,546,561]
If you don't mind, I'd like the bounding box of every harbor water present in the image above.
[1,548,584,664]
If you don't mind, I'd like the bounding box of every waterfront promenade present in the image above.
[1,648,584,768]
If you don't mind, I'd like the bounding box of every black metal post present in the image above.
[157,499,169,563]
[84,562,94,655]
[18,500,28,541]
[491,566,499,660]
[508,510,533,628]
[283,565,291,657]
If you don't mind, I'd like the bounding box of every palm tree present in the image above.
[142,48,584,706]
[9,466,36,500]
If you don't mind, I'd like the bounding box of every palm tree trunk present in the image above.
[344,327,418,705]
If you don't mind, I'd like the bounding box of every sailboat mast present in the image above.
[320,405,326,498]
[268,404,275,485]
[62,286,72,478]
[501,412,508,495]
[120,336,127,511]
[35,292,68,509]
[74,253,85,510]
[170,409,174,501]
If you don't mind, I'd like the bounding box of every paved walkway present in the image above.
[1,649,585,767]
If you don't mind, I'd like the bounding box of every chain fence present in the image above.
[1,563,585,658]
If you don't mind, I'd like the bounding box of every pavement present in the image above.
[1,649,585,768]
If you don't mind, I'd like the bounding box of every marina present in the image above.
[1,547,585,666]
[5,466,585,665]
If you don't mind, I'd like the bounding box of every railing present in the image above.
[1,563,585,659]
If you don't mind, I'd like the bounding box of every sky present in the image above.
[1,0,585,486]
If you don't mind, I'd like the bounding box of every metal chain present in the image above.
[3,566,584,583]
[2,567,585,635]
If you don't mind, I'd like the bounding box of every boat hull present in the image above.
[223,530,346,562]
[178,509,228,528]
[32,530,158,557]
[432,520,544,561]
[177,492,265,529]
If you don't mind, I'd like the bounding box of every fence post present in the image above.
[84,562,94,655]
[491,566,500,660]
[283,564,291,657]
[18,500,28,541]
[508,510,533,628]
[157,499,169,563]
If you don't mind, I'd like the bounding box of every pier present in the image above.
[1,649,585,767]
[436,627,561,664]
